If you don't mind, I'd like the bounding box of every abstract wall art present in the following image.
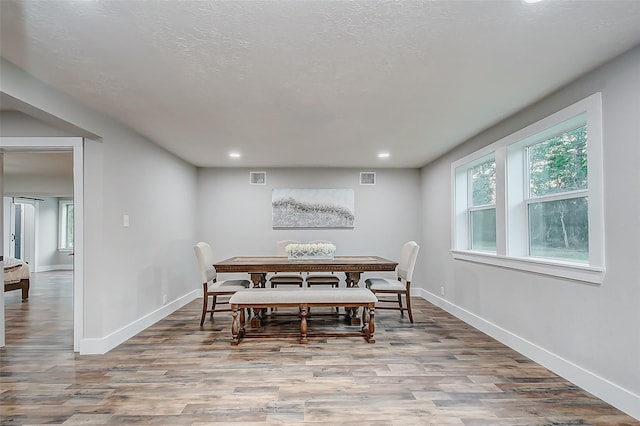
[272,188,355,228]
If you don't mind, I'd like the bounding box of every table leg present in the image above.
[250,272,266,288]
[250,273,267,328]
[345,272,363,325]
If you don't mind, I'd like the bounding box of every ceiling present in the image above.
[1,1,640,169]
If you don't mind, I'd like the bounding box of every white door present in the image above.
[4,197,36,265]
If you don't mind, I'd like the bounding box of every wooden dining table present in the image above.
[214,255,398,326]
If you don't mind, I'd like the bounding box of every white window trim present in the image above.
[58,199,73,251]
[451,93,604,284]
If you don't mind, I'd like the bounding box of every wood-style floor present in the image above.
[1,272,637,425]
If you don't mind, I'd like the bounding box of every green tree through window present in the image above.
[527,125,588,260]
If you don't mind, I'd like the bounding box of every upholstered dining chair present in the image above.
[364,241,420,323]
[269,240,304,288]
[194,242,250,326]
[305,240,340,313]
[305,240,340,288]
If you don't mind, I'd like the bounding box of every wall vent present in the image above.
[360,172,376,185]
[250,171,266,185]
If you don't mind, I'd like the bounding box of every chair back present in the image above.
[275,240,299,256]
[397,241,420,282]
[194,242,217,284]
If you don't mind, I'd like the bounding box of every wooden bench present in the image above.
[229,288,377,345]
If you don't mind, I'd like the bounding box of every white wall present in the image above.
[36,197,73,271]
[1,58,199,353]
[0,153,5,347]
[89,128,198,340]
[1,110,75,137]
[3,174,73,198]
[197,167,422,284]
[419,46,640,417]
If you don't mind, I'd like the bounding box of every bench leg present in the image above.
[240,308,246,337]
[231,308,240,346]
[300,306,308,344]
[363,307,375,343]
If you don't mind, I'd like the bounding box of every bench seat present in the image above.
[229,288,377,345]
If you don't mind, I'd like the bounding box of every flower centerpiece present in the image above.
[286,242,336,260]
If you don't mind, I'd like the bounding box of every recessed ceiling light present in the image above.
[523,0,544,3]
[378,152,390,159]
[229,152,241,159]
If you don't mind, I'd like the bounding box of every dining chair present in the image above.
[364,241,420,323]
[305,240,340,313]
[194,242,251,326]
[305,240,340,288]
[269,239,304,288]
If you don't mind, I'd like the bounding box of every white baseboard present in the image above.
[79,290,198,355]
[35,264,74,272]
[413,288,640,421]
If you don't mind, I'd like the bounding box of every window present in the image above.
[526,124,588,261]
[452,93,604,283]
[458,155,497,252]
[59,199,74,251]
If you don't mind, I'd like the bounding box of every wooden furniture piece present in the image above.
[365,241,420,323]
[214,255,397,326]
[269,240,304,288]
[305,240,340,288]
[229,288,377,345]
[193,242,251,326]
[304,240,340,313]
[4,279,30,302]
[4,257,31,302]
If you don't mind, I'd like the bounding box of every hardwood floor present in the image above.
[1,272,637,425]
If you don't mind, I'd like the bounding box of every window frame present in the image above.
[451,93,604,284]
[453,152,497,252]
[467,154,497,252]
[58,199,74,251]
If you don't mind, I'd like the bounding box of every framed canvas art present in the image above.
[272,188,355,228]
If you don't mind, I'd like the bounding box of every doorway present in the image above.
[0,137,83,352]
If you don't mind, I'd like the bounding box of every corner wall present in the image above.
[419,46,640,418]
[1,58,199,354]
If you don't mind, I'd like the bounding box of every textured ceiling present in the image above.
[1,1,640,168]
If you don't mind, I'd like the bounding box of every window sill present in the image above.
[451,250,604,284]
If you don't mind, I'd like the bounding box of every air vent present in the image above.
[250,171,266,185]
[360,172,376,185]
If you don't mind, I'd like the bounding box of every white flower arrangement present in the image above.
[285,243,336,259]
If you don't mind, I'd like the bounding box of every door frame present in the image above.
[0,137,83,352]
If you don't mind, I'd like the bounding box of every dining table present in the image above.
[214,255,398,326]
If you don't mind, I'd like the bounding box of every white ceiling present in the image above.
[1,1,640,168]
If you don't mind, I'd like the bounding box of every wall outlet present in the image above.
[440,286,445,296]
[162,294,168,304]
